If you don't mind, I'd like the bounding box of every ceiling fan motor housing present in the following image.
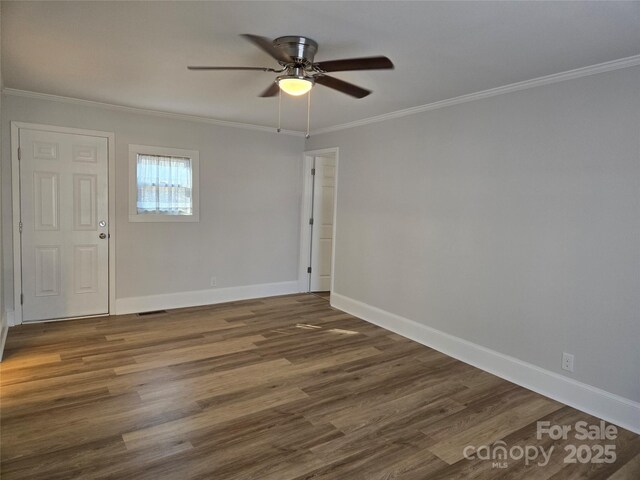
[273,36,318,66]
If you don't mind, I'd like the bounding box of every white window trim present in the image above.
[128,144,200,223]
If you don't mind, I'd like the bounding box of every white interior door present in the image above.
[19,128,109,322]
[310,155,336,292]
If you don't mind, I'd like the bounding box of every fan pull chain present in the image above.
[277,88,282,133]
[306,89,311,139]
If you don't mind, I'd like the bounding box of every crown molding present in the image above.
[4,54,639,138]
[1,88,305,137]
[311,54,640,135]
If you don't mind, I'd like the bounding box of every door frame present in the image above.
[298,147,339,295]
[10,122,116,325]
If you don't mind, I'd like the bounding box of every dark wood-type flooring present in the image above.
[1,294,639,479]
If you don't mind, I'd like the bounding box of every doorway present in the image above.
[11,123,116,323]
[299,148,338,299]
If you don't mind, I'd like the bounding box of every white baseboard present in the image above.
[5,310,15,327]
[331,293,640,435]
[0,311,11,361]
[115,280,300,315]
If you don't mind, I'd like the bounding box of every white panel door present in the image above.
[20,128,109,322]
[310,156,336,292]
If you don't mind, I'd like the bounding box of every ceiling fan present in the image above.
[188,34,394,99]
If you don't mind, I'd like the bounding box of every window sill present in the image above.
[128,214,200,223]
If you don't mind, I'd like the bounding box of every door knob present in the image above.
[99,233,107,239]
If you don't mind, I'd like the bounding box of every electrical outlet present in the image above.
[562,352,574,372]
[210,276,217,287]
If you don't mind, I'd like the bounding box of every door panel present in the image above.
[72,144,98,163]
[73,174,97,230]
[20,128,109,322]
[32,141,59,160]
[74,245,98,294]
[35,246,61,297]
[310,156,336,292]
[33,172,60,230]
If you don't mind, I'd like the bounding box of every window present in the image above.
[129,145,199,222]
[136,154,192,215]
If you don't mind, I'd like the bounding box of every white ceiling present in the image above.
[3,1,640,131]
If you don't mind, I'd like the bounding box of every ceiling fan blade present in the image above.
[259,82,280,97]
[314,56,394,72]
[315,75,371,99]
[241,34,293,64]
[188,66,278,72]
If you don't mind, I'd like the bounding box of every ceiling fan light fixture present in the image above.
[277,76,314,96]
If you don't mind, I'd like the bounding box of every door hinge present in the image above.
[19,221,23,233]
[18,147,22,161]
[311,168,316,175]
[20,293,24,305]
[307,267,312,274]
[309,218,314,225]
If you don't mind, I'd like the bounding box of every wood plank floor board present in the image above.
[607,452,640,479]
[0,436,130,480]
[105,350,268,397]
[420,386,548,443]
[1,362,118,393]
[1,293,638,479]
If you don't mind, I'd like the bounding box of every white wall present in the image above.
[1,94,305,313]
[306,66,640,404]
